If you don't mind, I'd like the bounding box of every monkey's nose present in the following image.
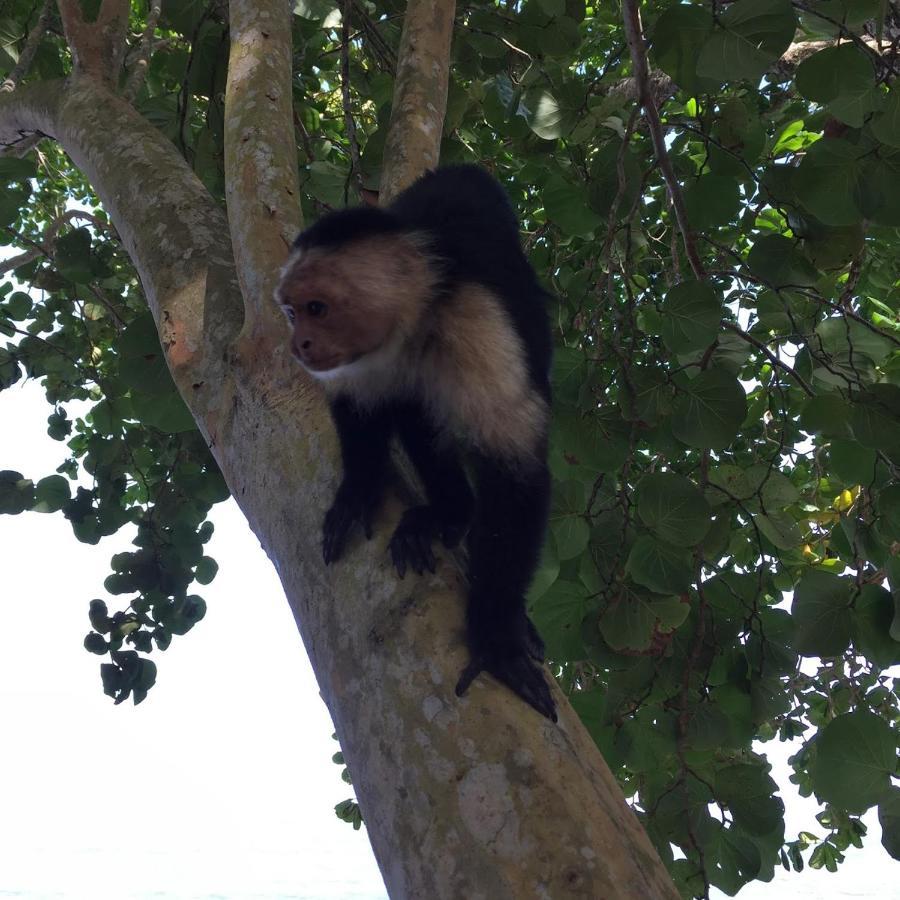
[301,339,312,350]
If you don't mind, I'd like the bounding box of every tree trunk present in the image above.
[0,3,678,897]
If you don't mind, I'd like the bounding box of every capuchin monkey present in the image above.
[276,165,556,722]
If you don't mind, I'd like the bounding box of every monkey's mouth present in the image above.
[300,354,347,374]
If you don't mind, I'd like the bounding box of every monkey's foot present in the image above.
[455,636,557,723]
[389,505,440,578]
[322,482,379,565]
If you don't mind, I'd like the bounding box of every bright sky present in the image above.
[2,382,897,899]
[0,260,897,897]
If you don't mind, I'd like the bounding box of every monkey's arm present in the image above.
[456,455,556,721]
[323,395,394,564]
[390,408,475,577]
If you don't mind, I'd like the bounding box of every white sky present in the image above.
[0,333,896,896]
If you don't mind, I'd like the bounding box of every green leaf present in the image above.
[626,536,693,594]
[879,787,900,862]
[4,292,32,320]
[659,280,722,354]
[524,89,565,140]
[599,591,656,652]
[551,346,588,404]
[754,510,802,550]
[0,470,35,514]
[713,824,762,893]
[811,711,897,813]
[537,0,565,16]
[696,0,796,84]
[33,474,71,513]
[588,141,642,221]
[747,235,819,287]
[791,569,853,657]
[530,579,588,659]
[131,389,196,434]
[796,44,875,104]
[635,472,711,548]
[549,480,590,560]
[852,585,900,668]
[800,395,854,438]
[830,439,878,485]
[682,175,741,229]
[796,139,865,226]
[0,155,38,181]
[870,89,900,149]
[715,764,785,836]
[850,385,900,453]
[619,367,673,426]
[671,367,748,450]
[543,175,602,236]
[879,483,900,541]
[117,314,173,395]
[685,703,731,750]
[0,184,29,228]
[55,228,94,284]
[651,5,714,95]
[194,556,219,585]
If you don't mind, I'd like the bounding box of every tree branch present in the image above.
[223,0,302,353]
[723,322,816,396]
[0,208,114,275]
[123,1,162,101]
[622,0,706,281]
[379,0,456,200]
[341,0,363,196]
[56,0,130,84]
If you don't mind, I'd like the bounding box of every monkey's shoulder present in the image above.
[419,284,549,461]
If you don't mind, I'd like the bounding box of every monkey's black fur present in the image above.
[299,165,556,721]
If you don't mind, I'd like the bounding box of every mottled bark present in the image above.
[0,12,679,900]
[225,0,302,354]
[56,0,130,85]
[379,0,456,200]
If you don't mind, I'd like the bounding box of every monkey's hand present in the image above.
[322,480,380,565]
[389,505,469,578]
[455,612,557,722]
[389,506,438,578]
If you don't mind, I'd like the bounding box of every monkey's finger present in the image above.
[455,658,483,697]
[419,535,437,573]
[390,539,408,579]
[511,664,557,722]
[525,618,546,662]
[409,533,433,575]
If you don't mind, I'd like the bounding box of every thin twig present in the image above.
[0,209,115,275]
[341,0,362,198]
[0,0,54,93]
[723,321,815,396]
[124,1,162,101]
[622,0,706,281]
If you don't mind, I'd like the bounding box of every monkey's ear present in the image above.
[360,188,380,207]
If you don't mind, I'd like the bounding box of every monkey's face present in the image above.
[275,235,434,376]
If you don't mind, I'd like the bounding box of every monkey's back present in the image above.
[390,165,552,398]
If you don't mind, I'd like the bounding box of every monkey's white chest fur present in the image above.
[315,284,547,463]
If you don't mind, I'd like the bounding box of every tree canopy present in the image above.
[0,0,899,897]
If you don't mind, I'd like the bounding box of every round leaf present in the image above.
[791,569,852,657]
[636,472,711,547]
[811,711,898,813]
[626,535,693,594]
[660,280,722,354]
[672,367,748,450]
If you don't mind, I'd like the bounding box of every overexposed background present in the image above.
[1,379,897,899]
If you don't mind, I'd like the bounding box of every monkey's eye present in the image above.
[282,305,296,322]
[306,300,327,318]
